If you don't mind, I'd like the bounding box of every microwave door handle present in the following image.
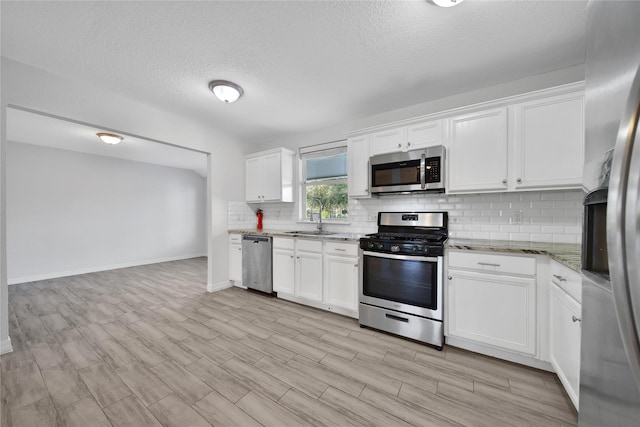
[420,153,426,189]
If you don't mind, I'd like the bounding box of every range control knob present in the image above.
[391,245,400,253]
[412,246,419,252]
[367,241,374,249]
[423,247,429,254]
[375,243,384,250]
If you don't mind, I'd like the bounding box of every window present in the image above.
[300,142,348,221]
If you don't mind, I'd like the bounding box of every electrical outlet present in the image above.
[512,210,523,224]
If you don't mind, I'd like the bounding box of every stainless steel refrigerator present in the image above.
[580,1,640,425]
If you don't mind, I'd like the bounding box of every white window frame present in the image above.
[299,141,348,222]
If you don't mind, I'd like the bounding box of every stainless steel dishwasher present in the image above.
[241,235,273,294]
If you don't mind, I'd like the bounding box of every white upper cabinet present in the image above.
[347,135,371,198]
[245,148,295,203]
[370,119,444,156]
[406,120,444,150]
[370,127,407,155]
[448,108,509,193]
[512,92,584,190]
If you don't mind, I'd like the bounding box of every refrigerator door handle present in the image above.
[608,63,640,391]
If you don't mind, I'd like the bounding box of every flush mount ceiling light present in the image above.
[209,80,244,103]
[96,132,124,145]
[431,0,464,7]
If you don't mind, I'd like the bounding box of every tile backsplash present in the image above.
[229,189,584,244]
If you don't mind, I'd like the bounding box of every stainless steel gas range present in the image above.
[359,212,447,350]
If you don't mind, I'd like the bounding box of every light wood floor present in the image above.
[1,257,578,426]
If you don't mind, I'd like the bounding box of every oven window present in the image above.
[363,255,438,309]
[371,159,421,187]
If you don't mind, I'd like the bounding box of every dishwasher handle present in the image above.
[243,235,270,243]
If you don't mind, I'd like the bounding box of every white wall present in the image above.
[0,57,255,354]
[7,142,206,283]
[258,65,585,152]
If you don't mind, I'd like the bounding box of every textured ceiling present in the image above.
[1,0,587,146]
[7,108,208,176]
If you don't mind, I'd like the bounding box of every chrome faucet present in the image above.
[310,198,323,232]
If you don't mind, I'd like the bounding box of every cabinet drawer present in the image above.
[229,234,242,244]
[324,241,359,257]
[550,260,582,303]
[448,251,536,276]
[273,237,294,250]
[296,239,323,252]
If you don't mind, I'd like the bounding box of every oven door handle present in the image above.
[362,250,440,263]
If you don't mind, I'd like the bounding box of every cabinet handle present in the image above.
[397,143,402,148]
[354,264,359,267]
[290,255,294,259]
[407,142,411,147]
[516,178,522,184]
[572,316,582,323]
[296,256,300,259]
[334,248,346,252]
[238,248,242,251]
[364,188,369,193]
[477,262,500,267]
[502,179,507,184]
[552,274,567,282]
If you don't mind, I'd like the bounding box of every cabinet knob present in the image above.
[448,276,452,280]
[354,264,359,267]
[516,178,522,184]
[407,142,411,147]
[397,143,402,148]
[290,255,294,259]
[572,316,581,323]
[502,179,507,184]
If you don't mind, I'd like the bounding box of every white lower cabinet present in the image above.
[324,242,359,314]
[273,240,295,294]
[272,237,358,318]
[295,241,323,303]
[229,234,242,284]
[549,262,582,409]
[447,251,537,357]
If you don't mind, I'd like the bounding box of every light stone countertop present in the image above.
[228,230,582,272]
[227,229,366,242]
[446,238,582,272]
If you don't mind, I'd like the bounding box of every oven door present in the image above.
[359,251,443,320]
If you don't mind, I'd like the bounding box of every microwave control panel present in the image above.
[425,157,441,183]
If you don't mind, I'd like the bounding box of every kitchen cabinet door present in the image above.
[262,152,284,201]
[295,249,323,303]
[448,269,536,355]
[448,107,509,193]
[512,93,584,190]
[245,156,264,202]
[347,135,371,198]
[273,247,295,294]
[229,235,242,283]
[406,119,444,150]
[324,253,358,313]
[245,148,294,203]
[370,128,407,155]
[550,282,581,409]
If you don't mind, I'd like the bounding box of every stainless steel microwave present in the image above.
[369,146,445,195]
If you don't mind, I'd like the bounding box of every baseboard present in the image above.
[0,337,13,355]
[207,281,233,293]
[446,336,553,372]
[8,253,207,285]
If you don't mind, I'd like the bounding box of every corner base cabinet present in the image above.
[228,234,242,284]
